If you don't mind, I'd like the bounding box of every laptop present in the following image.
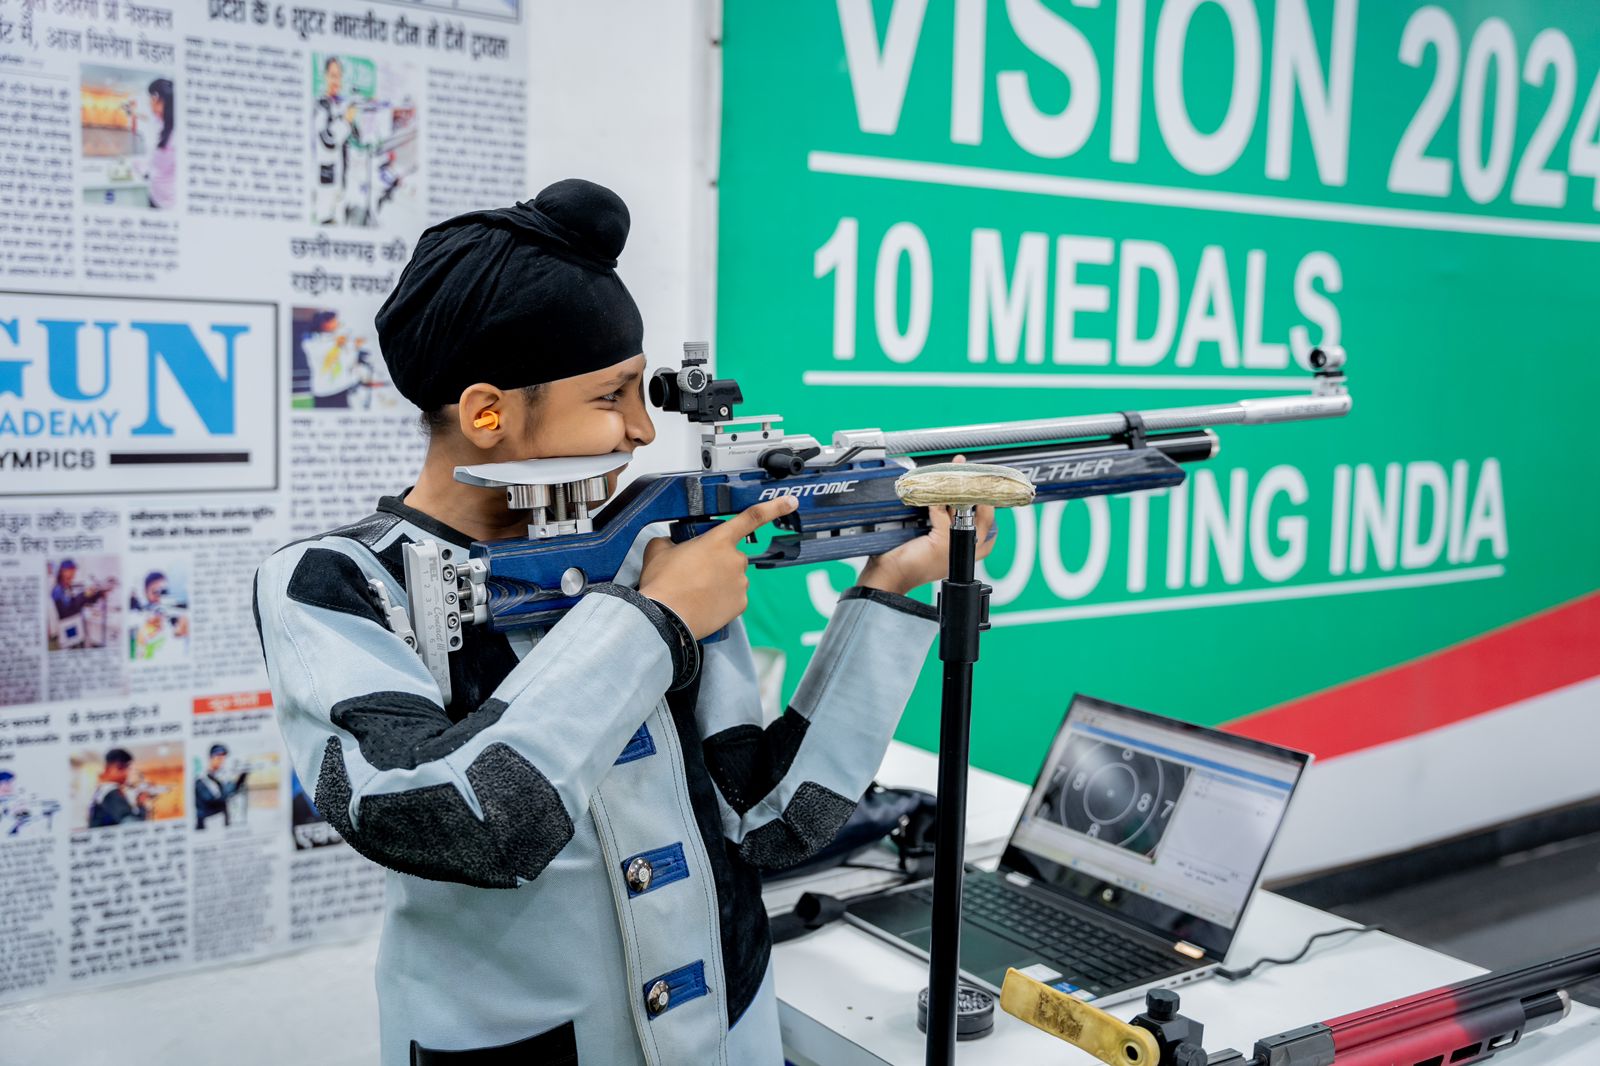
[846,694,1310,1006]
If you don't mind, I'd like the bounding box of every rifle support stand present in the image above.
[894,463,1035,1066]
[926,505,987,1065]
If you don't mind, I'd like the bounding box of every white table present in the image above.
[770,743,1600,1065]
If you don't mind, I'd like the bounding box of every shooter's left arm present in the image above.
[695,588,937,869]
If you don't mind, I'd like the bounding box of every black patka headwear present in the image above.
[376,178,644,412]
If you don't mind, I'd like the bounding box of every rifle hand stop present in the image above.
[893,462,1037,510]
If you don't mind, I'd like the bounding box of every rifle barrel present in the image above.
[881,394,1350,456]
[913,429,1219,468]
[1324,945,1600,1050]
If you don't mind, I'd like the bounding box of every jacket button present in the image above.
[646,979,671,1015]
[626,857,654,894]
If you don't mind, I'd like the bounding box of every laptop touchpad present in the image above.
[904,926,1045,985]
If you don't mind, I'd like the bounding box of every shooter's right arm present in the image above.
[254,537,689,889]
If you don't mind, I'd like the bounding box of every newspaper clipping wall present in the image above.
[0,0,526,1005]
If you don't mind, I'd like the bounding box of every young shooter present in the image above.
[254,179,996,1065]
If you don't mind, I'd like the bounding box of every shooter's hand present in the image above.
[857,456,998,596]
[638,496,799,640]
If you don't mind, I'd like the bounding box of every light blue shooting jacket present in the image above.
[254,495,938,1065]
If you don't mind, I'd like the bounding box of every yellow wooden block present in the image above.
[999,968,1160,1066]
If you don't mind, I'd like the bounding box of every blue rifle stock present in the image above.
[479,442,1191,629]
[381,343,1350,702]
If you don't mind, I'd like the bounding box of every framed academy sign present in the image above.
[0,292,279,495]
[714,0,1600,874]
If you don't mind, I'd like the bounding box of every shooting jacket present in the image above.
[254,494,938,1065]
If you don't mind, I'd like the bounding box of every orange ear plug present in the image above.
[473,410,500,431]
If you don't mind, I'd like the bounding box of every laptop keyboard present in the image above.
[908,877,1187,993]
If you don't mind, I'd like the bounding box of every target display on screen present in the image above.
[1036,735,1190,860]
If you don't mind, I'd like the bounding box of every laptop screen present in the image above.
[1002,695,1309,960]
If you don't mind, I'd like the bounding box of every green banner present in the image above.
[716,0,1600,782]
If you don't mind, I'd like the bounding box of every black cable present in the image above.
[838,859,916,879]
[1218,923,1385,981]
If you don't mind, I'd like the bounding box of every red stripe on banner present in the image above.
[1225,591,1600,760]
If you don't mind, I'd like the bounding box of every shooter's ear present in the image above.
[457,383,505,448]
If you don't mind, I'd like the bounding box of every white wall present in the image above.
[526,0,721,476]
[0,13,729,1066]
[1266,677,1600,879]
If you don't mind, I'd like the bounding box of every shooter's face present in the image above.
[105,763,130,784]
[60,566,76,585]
[517,355,656,500]
[208,755,226,773]
[326,63,343,97]
[149,92,164,120]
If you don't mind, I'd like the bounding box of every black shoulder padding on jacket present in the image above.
[371,537,408,584]
[325,510,403,550]
[738,780,857,870]
[314,737,574,889]
[286,548,388,626]
[286,528,520,722]
[331,692,510,771]
[322,509,406,582]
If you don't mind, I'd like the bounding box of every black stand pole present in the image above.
[926,510,988,1066]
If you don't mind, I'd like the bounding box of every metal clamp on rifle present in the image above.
[384,341,1350,703]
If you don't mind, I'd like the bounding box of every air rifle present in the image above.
[380,342,1351,702]
[998,945,1600,1065]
